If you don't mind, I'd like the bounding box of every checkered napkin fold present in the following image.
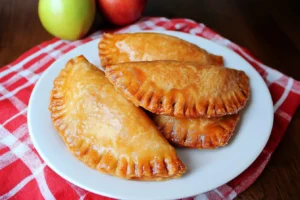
[0,17,299,200]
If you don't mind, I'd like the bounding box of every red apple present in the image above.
[98,0,147,26]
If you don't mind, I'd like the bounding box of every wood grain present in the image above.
[1,0,299,199]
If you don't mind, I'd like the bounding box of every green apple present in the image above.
[38,0,96,40]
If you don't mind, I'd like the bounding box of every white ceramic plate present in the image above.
[28,31,273,200]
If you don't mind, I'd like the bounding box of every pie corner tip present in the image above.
[66,55,88,66]
[214,55,224,65]
[98,33,114,48]
[74,55,88,61]
[98,33,117,68]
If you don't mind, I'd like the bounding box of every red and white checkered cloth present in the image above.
[0,17,299,200]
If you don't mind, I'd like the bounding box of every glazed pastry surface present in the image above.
[105,61,250,118]
[152,114,240,149]
[49,56,186,180]
[99,32,223,68]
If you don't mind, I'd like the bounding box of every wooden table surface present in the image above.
[1,0,299,199]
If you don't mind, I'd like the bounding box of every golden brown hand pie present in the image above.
[98,32,223,68]
[99,33,240,148]
[105,61,250,118]
[49,56,186,181]
[151,114,240,149]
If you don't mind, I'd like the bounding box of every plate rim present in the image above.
[28,30,274,200]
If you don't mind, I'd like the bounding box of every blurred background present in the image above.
[0,0,299,80]
[0,0,299,199]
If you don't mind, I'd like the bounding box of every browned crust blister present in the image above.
[151,114,240,149]
[49,56,186,181]
[98,32,224,68]
[105,61,250,118]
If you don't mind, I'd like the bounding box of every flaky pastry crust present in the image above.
[105,61,250,118]
[152,114,240,149]
[98,32,223,68]
[49,56,186,181]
